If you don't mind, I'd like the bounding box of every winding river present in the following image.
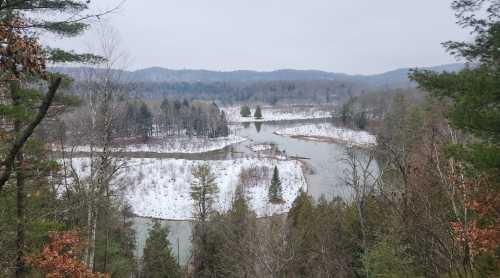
[132,120,376,265]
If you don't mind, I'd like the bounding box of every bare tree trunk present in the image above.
[10,81,26,278]
[89,209,97,271]
[84,194,97,271]
[15,150,25,278]
[343,146,378,277]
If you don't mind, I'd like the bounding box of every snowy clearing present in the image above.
[275,123,377,147]
[223,106,331,123]
[54,135,246,154]
[64,157,307,220]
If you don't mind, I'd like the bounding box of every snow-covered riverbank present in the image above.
[275,123,377,147]
[223,106,331,123]
[65,157,307,220]
[121,135,246,154]
[55,135,246,154]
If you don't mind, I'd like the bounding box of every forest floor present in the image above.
[64,157,307,220]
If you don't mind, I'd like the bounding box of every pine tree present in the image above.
[240,105,251,117]
[254,106,263,119]
[410,0,500,274]
[138,102,153,141]
[190,164,220,277]
[269,166,283,203]
[142,221,180,278]
[191,164,219,222]
[0,3,109,276]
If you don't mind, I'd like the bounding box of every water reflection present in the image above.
[254,122,262,133]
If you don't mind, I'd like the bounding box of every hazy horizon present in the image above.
[44,0,469,75]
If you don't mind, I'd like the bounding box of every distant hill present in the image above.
[349,63,465,88]
[51,63,465,89]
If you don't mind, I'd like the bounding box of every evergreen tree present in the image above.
[410,0,500,274]
[125,102,138,136]
[286,191,317,276]
[138,102,153,141]
[268,166,283,203]
[240,105,251,117]
[254,106,263,119]
[340,96,356,126]
[160,99,170,130]
[216,111,229,137]
[190,164,221,277]
[191,164,219,222]
[0,3,109,276]
[354,111,368,130]
[142,221,180,278]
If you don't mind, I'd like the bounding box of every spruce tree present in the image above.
[138,102,153,141]
[269,166,283,203]
[142,221,180,278]
[254,106,263,119]
[240,105,251,117]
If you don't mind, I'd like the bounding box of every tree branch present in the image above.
[0,77,62,190]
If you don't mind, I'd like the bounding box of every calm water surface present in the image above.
[132,120,376,265]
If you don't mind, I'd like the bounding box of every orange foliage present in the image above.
[27,231,109,278]
[0,17,47,80]
[451,178,500,257]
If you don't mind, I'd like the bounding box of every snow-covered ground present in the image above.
[249,143,273,152]
[275,123,377,147]
[64,157,307,220]
[223,106,332,123]
[55,135,246,154]
[121,135,246,154]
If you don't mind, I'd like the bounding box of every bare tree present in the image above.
[342,146,380,276]
[60,24,129,270]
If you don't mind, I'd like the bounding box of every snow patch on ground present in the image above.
[249,144,273,152]
[55,135,246,154]
[223,106,331,123]
[275,123,377,147]
[64,157,307,220]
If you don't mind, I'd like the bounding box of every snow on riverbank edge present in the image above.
[53,135,246,154]
[122,135,246,154]
[275,123,377,147]
[64,157,307,220]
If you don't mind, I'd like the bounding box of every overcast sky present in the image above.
[45,0,470,75]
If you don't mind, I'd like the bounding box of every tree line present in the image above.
[156,99,229,138]
[0,0,498,277]
[66,78,357,105]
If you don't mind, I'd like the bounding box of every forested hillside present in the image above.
[51,63,464,86]
[0,1,498,278]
